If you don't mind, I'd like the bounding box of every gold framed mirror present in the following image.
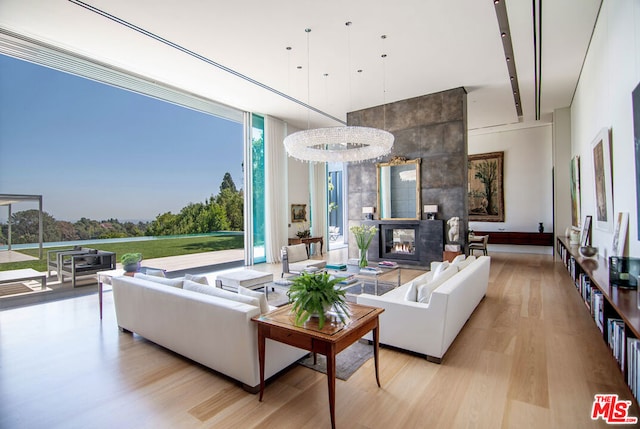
[377,157,421,220]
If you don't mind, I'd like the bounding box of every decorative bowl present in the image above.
[579,246,598,258]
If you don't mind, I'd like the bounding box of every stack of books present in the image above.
[360,266,382,274]
[378,261,398,268]
[326,263,347,270]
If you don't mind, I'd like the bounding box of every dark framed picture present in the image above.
[291,204,307,223]
[581,215,592,247]
[468,151,505,222]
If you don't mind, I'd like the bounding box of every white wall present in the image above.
[571,0,640,258]
[468,124,554,254]
[287,157,310,238]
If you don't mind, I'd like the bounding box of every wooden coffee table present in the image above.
[253,302,384,429]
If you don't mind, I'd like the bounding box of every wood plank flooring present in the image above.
[1,252,638,428]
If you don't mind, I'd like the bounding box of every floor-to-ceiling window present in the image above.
[328,162,346,249]
[251,114,266,263]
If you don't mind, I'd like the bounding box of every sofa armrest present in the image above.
[356,292,448,357]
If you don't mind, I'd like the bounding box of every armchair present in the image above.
[281,244,326,277]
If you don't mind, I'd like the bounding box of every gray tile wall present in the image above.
[346,87,468,264]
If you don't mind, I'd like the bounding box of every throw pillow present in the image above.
[145,269,166,278]
[457,255,477,270]
[451,254,466,266]
[417,264,459,304]
[432,261,450,279]
[404,281,418,302]
[237,286,269,314]
[183,280,260,308]
[184,273,208,285]
[134,273,184,288]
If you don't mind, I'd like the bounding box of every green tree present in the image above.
[220,172,237,193]
[8,209,59,243]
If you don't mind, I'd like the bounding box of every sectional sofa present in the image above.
[357,255,490,363]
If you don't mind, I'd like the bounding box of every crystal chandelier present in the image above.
[284,24,394,163]
[284,126,393,163]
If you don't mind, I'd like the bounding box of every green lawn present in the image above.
[0,234,244,272]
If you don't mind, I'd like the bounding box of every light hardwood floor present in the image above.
[1,252,637,428]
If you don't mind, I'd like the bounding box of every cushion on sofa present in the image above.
[134,273,185,288]
[432,261,450,278]
[404,281,418,302]
[185,273,209,285]
[183,280,261,308]
[457,255,476,270]
[417,264,459,304]
[451,254,466,265]
[238,286,269,313]
[145,269,166,278]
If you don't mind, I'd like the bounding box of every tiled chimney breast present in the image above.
[346,88,468,265]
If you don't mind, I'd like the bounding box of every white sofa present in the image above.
[356,255,490,363]
[111,275,308,392]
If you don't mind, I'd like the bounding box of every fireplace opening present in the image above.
[381,226,419,261]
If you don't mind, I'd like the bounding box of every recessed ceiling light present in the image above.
[506,57,511,62]
[501,32,507,38]
[494,0,500,4]
[357,69,363,73]
[286,47,292,50]
[297,65,302,69]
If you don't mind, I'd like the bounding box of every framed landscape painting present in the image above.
[291,204,307,223]
[591,127,613,231]
[468,151,505,222]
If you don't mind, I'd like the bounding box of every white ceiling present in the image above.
[0,0,601,131]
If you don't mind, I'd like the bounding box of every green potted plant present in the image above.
[287,272,349,329]
[121,253,142,273]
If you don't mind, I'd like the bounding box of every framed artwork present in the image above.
[291,204,307,223]
[581,215,592,247]
[591,127,613,231]
[633,81,640,239]
[570,156,581,228]
[612,212,629,257]
[468,151,505,222]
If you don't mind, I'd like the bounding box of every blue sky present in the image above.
[0,54,243,222]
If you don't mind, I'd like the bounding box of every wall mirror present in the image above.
[377,157,421,220]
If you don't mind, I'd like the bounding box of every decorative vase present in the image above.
[123,262,140,273]
[358,248,368,268]
[538,222,544,233]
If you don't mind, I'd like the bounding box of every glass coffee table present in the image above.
[328,264,401,296]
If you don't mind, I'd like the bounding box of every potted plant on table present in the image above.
[350,224,378,268]
[287,272,349,329]
[121,253,142,273]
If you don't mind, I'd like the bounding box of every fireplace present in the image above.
[360,220,443,267]
[381,225,420,262]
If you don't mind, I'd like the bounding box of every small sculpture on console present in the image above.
[447,216,460,243]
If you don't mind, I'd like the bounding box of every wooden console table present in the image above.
[288,236,324,256]
[472,230,553,246]
[253,303,384,429]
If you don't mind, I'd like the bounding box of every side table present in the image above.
[253,303,384,429]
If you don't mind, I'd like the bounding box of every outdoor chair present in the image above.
[58,250,116,287]
[47,246,92,281]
